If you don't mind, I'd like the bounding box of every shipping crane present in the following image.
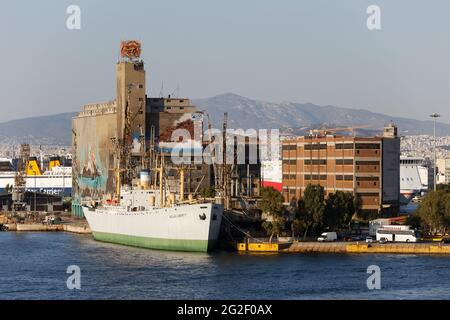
[202,110,219,190]
[12,144,30,211]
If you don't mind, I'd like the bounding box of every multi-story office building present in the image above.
[281,123,400,218]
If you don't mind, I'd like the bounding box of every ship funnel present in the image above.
[49,156,61,170]
[26,157,42,176]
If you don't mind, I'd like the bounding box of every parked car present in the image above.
[379,237,388,244]
[317,232,338,242]
[43,215,62,225]
[366,236,374,243]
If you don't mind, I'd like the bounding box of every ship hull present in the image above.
[83,203,223,253]
[91,231,214,252]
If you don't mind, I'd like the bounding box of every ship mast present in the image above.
[159,152,164,207]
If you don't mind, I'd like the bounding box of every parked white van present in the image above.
[317,232,338,242]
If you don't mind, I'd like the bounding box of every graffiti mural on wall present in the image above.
[78,143,108,198]
[81,145,102,179]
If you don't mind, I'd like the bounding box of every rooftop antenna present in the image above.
[159,81,164,98]
[117,41,121,62]
[170,82,180,98]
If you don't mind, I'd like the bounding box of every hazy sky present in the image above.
[0,0,449,123]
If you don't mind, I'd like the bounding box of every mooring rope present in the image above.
[220,212,264,243]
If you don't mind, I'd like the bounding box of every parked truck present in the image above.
[317,232,338,242]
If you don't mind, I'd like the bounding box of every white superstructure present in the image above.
[0,166,72,196]
[400,157,432,199]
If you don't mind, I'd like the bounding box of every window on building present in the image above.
[304,144,327,150]
[356,177,379,181]
[336,175,353,181]
[356,161,380,165]
[305,174,327,180]
[282,145,297,151]
[335,143,354,149]
[304,159,327,165]
[355,143,380,150]
[336,159,353,165]
[357,192,379,197]
[282,159,297,165]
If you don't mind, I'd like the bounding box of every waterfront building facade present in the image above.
[281,124,400,218]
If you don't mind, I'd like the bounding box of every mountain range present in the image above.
[0,93,449,145]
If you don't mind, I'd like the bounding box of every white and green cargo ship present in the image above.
[83,187,223,253]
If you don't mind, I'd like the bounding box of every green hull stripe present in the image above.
[92,231,215,252]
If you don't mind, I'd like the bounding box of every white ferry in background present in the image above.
[0,156,72,196]
[261,159,282,192]
[400,157,432,200]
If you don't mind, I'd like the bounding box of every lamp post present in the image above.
[33,170,37,212]
[430,113,440,192]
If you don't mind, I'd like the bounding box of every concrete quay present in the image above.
[238,241,450,255]
[8,224,63,232]
[282,242,347,253]
[5,223,91,234]
[62,224,92,234]
[283,242,450,254]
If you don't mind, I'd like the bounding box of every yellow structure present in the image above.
[25,158,42,176]
[48,157,61,171]
[346,243,450,254]
[238,241,450,254]
[237,242,280,252]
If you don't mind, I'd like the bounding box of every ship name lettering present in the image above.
[170,213,187,218]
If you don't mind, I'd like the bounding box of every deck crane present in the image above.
[201,111,219,190]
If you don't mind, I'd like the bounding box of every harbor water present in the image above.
[1,232,450,300]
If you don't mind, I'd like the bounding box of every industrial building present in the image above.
[72,42,204,216]
[0,191,65,212]
[281,123,400,218]
[72,41,261,216]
